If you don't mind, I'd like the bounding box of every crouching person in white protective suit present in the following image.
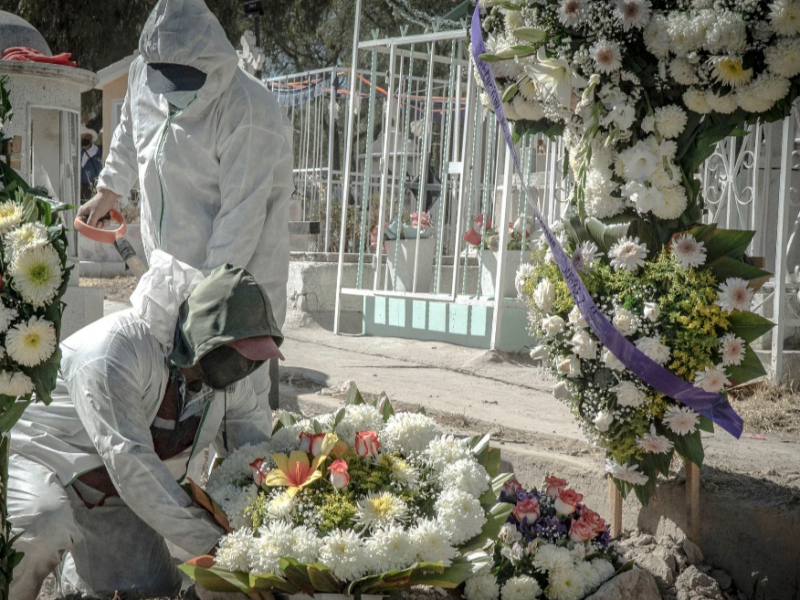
[78,0,293,410]
[8,252,284,600]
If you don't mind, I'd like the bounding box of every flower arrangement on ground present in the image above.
[474,2,784,503]
[181,386,513,596]
[0,74,72,596]
[372,211,434,246]
[464,476,619,600]
[464,214,533,251]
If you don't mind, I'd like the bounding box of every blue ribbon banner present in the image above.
[470,5,743,438]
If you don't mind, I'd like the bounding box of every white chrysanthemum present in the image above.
[770,0,800,36]
[712,56,753,89]
[0,370,34,398]
[672,233,706,269]
[705,11,747,55]
[390,456,420,488]
[608,237,648,272]
[212,483,258,529]
[651,185,688,220]
[355,492,408,531]
[269,427,302,454]
[215,528,256,573]
[248,520,295,575]
[319,529,372,582]
[516,263,535,301]
[584,170,625,219]
[667,12,705,56]
[637,424,674,454]
[591,40,622,73]
[591,558,617,585]
[382,412,441,455]
[290,525,322,564]
[267,491,295,521]
[533,279,556,312]
[694,364,730,393]
[615,0,651,30]
[735,87,775,114]
[741,74,792,114]
[436,488,487,545]
[623,181,665,215]
[0,202,24,234]
[7,317,57,367]
[664,405,700,435]
[409,518,459,566]
[765,37,800,78]
[10,244,63,308]
[366,526,414,572]
[716,277,753,312]
[683,88,712,114]
[619,141,658,181]
[654,105,688,139]
[570,329,598,360]
[512,96,546,121]
[206,440,273,496]
[532,543,573,572]
[502,575,542,600]
[613,306,637,336]
[440,458,490,498]
[0,303,18,335]
[605,458,649,486]
[465,570,501,600]
[644,15,671,57]
[558,0,586,26]
[5,222,48,260]
[719,333,747,366]
[548,567,587,600]
[612,381,645,407]
[423,434,472,471]
[335,403,384,445]
[505,10,524,30]
[670,57,699,85]
[635,336,671,366]
[572,240,601,273]
[706,90,739,115]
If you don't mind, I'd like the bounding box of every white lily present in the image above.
[525,47,588,108]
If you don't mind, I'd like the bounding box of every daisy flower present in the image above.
[354,492,408,531]
[615,0,652,30]
[716,277,754,312]
[591,40,622,73]
[672,233,706,268]
[558,0,586,27]
[719,333,747,366]
[712,57,753,88]
[663,406,700,435]
[694,364,730,393]
[0,303,18,334]
[0,201,24,234]
[0,370,34,397]
[5,222,48,260]
[637,424,674,454]
[6,317,57,367]
[608,237,648,272]
[10,244,63,308]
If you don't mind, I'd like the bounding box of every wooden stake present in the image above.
[685,459,701,543]
[608,478,623,538]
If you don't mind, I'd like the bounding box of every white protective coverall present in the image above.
[96,0,293,404]
[8,251,273,600]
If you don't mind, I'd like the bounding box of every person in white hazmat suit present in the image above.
[8,252,285,600]
[78,0,293,408]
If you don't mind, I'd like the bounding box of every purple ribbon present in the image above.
[470,6,742,438]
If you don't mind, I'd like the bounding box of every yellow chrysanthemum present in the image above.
[713,57,753,88]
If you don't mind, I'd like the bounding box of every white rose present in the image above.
[557,355,582,378]
[534,279,556,312]
[594,411,614,432]
[570,329,598,360]
[612,381,645,407]
[568,305,587,328]
[552,381,572,400]
[644,302,661,322]
[612,306,637,336]
[602,347,625,371]
[541,315,566,337]
[635,336,671,365]
[529,345,549,361]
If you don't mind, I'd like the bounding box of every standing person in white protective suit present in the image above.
[8,252,285,600]
[78,0,293,408]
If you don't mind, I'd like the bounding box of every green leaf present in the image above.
[460,501,513,553]
[706,256,771,289]
[378,395,395,421]
[585,217,631,253]
[411,552,491,588]
[672,430,704,468]
[697,416,715,433]
[726,345,767,385]
[26,347,61,406]
[481,447,502,478]
[280,557,317,595]
[178,561,253,594]
[477,53,502,63]
[702,229,756,262]
[642,449,673,478]
[467,433,491,456]
[0,399,31,431]
[346,383,366,406]
[727,311,775,343]
[249,572,299,594]
[688,223,719,243]
[271,412,297,435]
[21,193,38,223]
[501,83,518,103]
[512,27,546,43]
[332,407,347,428]
[306,563,343,593]
[496,45,537,60]
[479,472,515,505]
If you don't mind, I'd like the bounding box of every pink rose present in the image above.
[545,475,568,498]
[355,431,381,457]
[580,507,607,534]
[569,519,596,543]
[299,432,327,456]
[512,497,540,524]
[504,478,524,494]
[328,459,350,489]
[249,458,269,486]
[554,488,583,515]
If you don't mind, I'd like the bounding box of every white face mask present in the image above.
[163,91,197,110]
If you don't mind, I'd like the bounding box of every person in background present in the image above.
[77,0,293,409]
[79,126,103,202]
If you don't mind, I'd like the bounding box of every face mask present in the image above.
[197,345,264,390]
[163,91,197,110]
[81,138,92,149]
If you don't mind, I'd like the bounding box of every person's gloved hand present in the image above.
[78,188,121,227]
[193,583,254,600]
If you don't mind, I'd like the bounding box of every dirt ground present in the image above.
[80,276,138,304]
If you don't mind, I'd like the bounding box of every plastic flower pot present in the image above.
[384,237,436,293]
[480,249,523,299]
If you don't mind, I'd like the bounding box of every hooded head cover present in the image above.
[169,264,284,371]
[139,0,239,103]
